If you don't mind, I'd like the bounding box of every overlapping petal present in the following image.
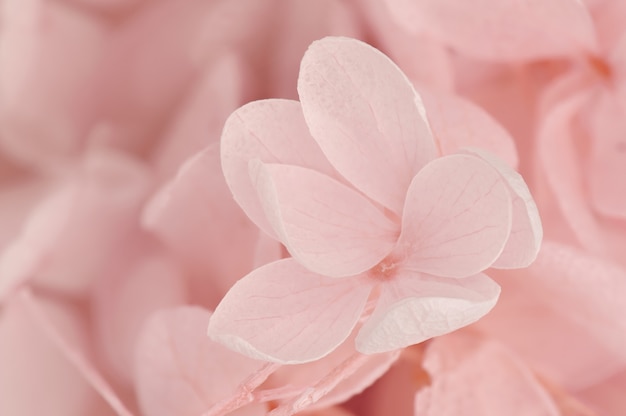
[208,258,373,364]
[298,36,436,215]
[538,90,606,253]
[461,148,542,269]
[221,99,337,238]
[397,154,512,278]
[385,0,597,61]
[135,306,266,416]
[584,91,626,219]
[415,332,561,416]
[355,272,500,354]
[420,89,519,167]
[251,162,398,277]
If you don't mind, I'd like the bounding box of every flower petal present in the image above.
[460,147,543,269]
[134,306,267,416]
[584,91,626,220]
[420,89,519,168]
[384,0,597,61]
[208,258,372,364]
[221,99,337,238]
[298,36,436,215]
[143,145,274,308]
[251,162,398,277]
[415,332,561,416]
[397,154,512,278]
[355,272,500,354]
[538,89,606,253]
[0,295,107,416]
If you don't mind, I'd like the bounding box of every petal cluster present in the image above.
[208,37,542,364]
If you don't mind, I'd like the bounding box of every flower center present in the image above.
[370,257,399,281]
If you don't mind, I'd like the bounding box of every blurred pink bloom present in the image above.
[208,36,541,364]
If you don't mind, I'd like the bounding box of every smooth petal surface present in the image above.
[267,327,400,411]
[0,296,105,416]
[584,91,626,220]
[385,0,597,61]
[251,162,398,277]
[397,154,512,278]
[153,54,245,181]
[538,90,606,253]
[461,148,543,269]
[208,258,373,364]
[135,306,266,416]
[92,252,187,387]
[144,145,269,308]
[415,332,561,416]
[221,99,337,238]
[420,89,518,167]
[298,36,436,215]
[355,272,500,354]
[0,150,151,298]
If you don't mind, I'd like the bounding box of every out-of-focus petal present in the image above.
[355,272,500,354]
[153,54,245,181]
[584,91,626,220]
[384,0,597,61]
[267,327,399,411]
[0,296,107,416]
[538,88,606,253]
[208,258,372,364]
[0,150,151,298]
[361,0,454,91]
[415,332,561,416]
[134,306,266,416]
[397,154,512,278]
[0,0,106,169]
[92,251,187,387]
[460,147,542,269]
[577,369,626,415]
[420,89,518,167]
[221,99,337,238]
[251,162,398,278]
[143,145,271,308]
[298,36,436,215]
[267,0,363,100]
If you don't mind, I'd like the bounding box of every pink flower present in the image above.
[208,36,542,364]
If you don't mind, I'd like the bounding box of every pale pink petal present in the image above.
[221,99,338,238]
[92,252,188,387]
[0,0,106,169]
[397,154,512,278]
[578,369,626,415]
[298,36,436,215]
[415,332,561,416]
[361,0,454,91]
[385,0,597,61]
[460,148,543,269]
[538,89,606,253]
[528,242,626,368]
[143,145,271,308]
[477,245,626,391]
[420,89,518,167]
[267,326,399,411]
[267,0,363,100]
[153,54,245,181]
[268,353,373,416]
[0,295,108,416]
[251,162,398,277]
[0,150,151,298]
[355,272,500,354]
[584,91,626,220]
[134,306,266,416]
[208,258,373,364]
